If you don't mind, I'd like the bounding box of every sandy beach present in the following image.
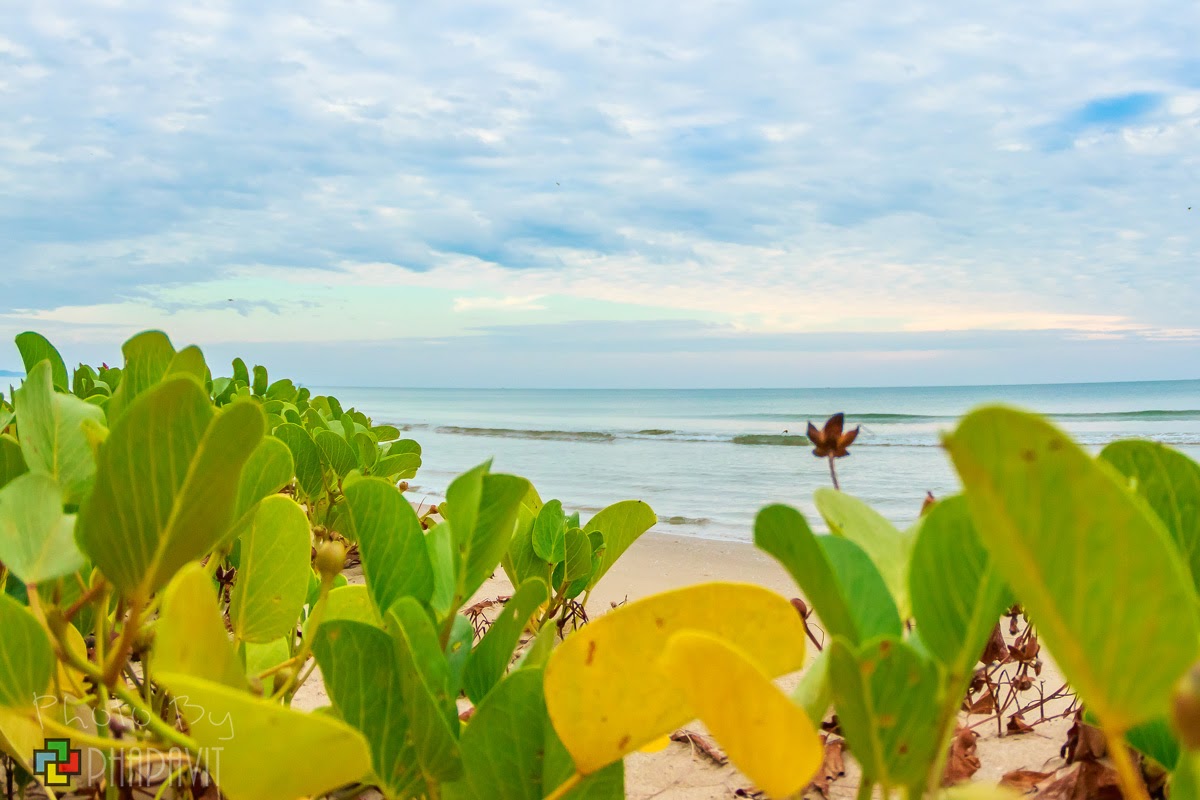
[294,530,1076,799]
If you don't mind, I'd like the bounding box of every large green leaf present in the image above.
[152,563,246,690]
[829,636,942,792]
[532,499,566,562]
[273,423,324,499]
[14,332,68,391]
[815,487,914,618]
[946,407,1200,732]
[0,472,83,583]
[445,463,531,606]
[342,478,435,612]
[229,496,311,644]
[0,434,27,490]
[389,600,462,782]
[449,666,626,799]
[313,620,425,798]
[77,378,265,599]
[754,503,901,645]
[157,671,372,800]
[583,500,656,592]
[1101,440,1200,594]
[233,435,294,521]
[315,428,358,478]
[0,593,53,707]
[909,495,1009,685]
[463,578,548,704]
[16,360,105,505]
[105,330,177,422]
[305,584,383,641]
[426,521,456,619]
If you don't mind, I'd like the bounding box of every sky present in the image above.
[1,1,1198,388]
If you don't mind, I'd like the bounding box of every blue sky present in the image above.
[1,1,1198,387]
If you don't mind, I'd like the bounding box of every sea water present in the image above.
[326,381,1200,542]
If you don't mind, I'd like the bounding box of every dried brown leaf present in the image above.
[1001,769,1055,791]
[1007,713,1035,735]
[941,727,981,786]
[981,621,1009,665]
[1034,761,1121,800]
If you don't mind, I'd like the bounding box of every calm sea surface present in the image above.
[323,381,1200,542]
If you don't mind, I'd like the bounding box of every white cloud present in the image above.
[1,0,1199,382]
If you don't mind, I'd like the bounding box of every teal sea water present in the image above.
[328,381,1200,542]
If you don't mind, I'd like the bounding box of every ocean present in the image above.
[327,381,1200,543]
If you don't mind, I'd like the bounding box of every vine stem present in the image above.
[827,456,841,490]
[1104,728,1150,800]
[544,772,583,800]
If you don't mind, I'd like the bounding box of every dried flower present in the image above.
[806,413,860,458]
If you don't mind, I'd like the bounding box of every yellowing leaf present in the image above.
[544,582,806,774]
[157,671,372,800]
[153,564,246,690]
[660,631,822,799]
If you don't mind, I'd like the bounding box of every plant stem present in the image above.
[103,596,146,688]
[152,764,192,800]
[543,772,583,800]
[827,456,840,490]
[272,575,333,701]
[1104,728,1150,800]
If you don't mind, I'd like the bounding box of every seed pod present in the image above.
[315,539,347,582]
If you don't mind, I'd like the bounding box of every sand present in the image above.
[294,530,1077,798]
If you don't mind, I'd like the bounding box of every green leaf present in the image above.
[0,472,83,583]
[15,332,68,392]
[445,614,475,698]
[754,503,901,645]
[229,496,312,644]
[946,407,1200,732]
[231,357,250,386]
[374,452,421,480]
[562,528,593,583]
[1101,440,1200,595]
[105,330,177,422]
[1126,717,1180,771]
[505,500,549,587]
[242,638,291,682]
[460,668,549,800]
[909,495,1009,686]
[354,431,379,469]
[463,578,549,704]
[389,438,422,456]
[0,593,53,707]
[233,435,294,522]
[252,364,268,396]
[342,477,435,613]
[158,671,372,800]
[305,584,383,642]
[389,599,463,783]
[427,521,457,619]
[266,378,296,401]
[314,620,425,797]
[583,500,656,592]
[446,463,531,606]
[829,635,942,791]
[273,422,324,499]
[153,563,246,689]
[16,360,106,505]
[542,720,624,800]
[167,345,208,382]
[315,428,358,478]
[815,487,914,618]
[0,434,28,490]
[77,379,265,599]
[792,648,832,725]
[372,425,402,441]
[532,499,567,562]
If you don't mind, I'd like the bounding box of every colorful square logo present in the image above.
[33,738,82,787]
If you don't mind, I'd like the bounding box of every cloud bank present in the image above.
[1,1,1198,385]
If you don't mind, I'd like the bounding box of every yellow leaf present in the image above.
[55,623,90,697]
[638,734,671,753]
[544,582,806,773]
[157,672,372,800]
[152,564,247,690]
[0,705,43,774]
[660,631,822,799]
